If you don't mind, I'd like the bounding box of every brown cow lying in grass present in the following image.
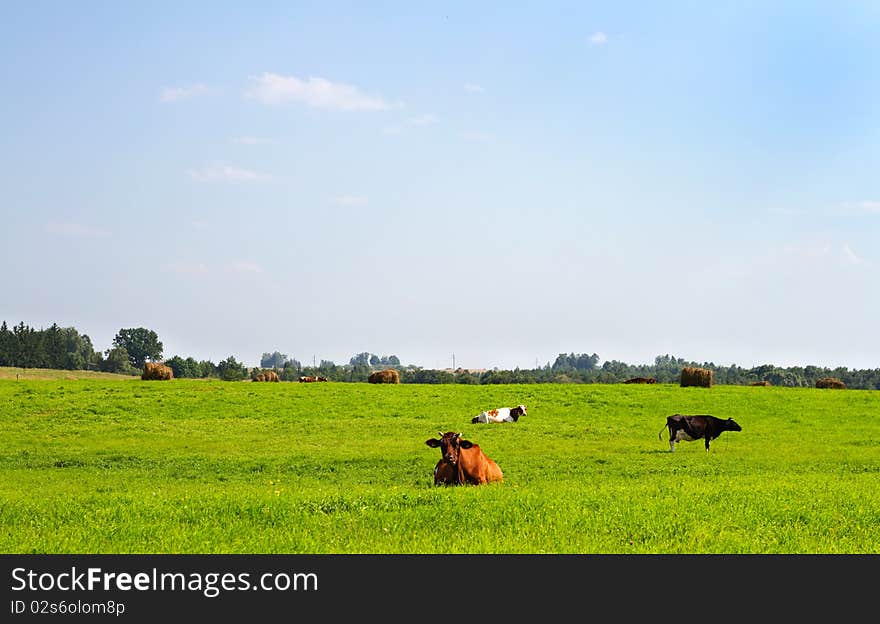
[425,432,503,486]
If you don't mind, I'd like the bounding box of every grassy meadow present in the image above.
[1,374,879,554]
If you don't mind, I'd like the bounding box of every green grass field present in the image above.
[2,376,878,554]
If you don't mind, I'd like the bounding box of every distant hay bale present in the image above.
[816,377,846,389]
[253,370,280,382]
[142,362,173,380]
[368,369,400,384]
[750,380,772,386]
[680,367,713,388]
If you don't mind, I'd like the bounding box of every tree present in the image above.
[349,352,371,367]
[217,355,246,381]
[0,321,12,366]
[102,346,135,374]
[166,355,201,378]
[198,360,217,378]
[43,323,64,369]
[112,328,163,369]
[260,351,288,369]
[13,322,40,369]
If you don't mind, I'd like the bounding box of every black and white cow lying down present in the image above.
[659,414,742,452]
[471,405,527,424]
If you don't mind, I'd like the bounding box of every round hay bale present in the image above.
[142,362,174,380]
[368,369,400,384]
[750,380,772,386]
[816,377,846,389]
[680,366,712,388]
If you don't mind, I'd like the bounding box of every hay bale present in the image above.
[680,366,713,388]
[253,370,280,382]
[749,380,772,386]
[142,362,173,380]
[368,369,400,384]
[816,377,846,389]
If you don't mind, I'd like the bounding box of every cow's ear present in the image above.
[426,439,441,448]
[459,440,474,449]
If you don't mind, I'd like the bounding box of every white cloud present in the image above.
[589,31,608,45]
[383,114,437,135]
[186,164,271,182]
[781,241,865,267]
[464,83,485,93]
[46,221,110,238]
[227,262,264,274]
[406,114,438,126]
[160,83,215,103]
[331,195,368,206]
[834,200,880,215]
[841,243,862,266]
[162,262,209,275]
[782,242,832,259]
[244,73,393,111]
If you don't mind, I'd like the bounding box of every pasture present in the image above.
[1,377,879,554]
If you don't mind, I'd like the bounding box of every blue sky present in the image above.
[1,1,878,370]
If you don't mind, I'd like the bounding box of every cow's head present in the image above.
[726,418,742,432]
[425,431,473,465]
[511,405,527,421]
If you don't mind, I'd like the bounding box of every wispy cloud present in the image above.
[160,83,216,103]
[464,82,485,93]
[781,241,865,267]
[833,200,880,215]
[841,243,862,266]
[227,262,264,274]
[186,164,271,182]
[782,242,833,259]
[232,136,276,145]
[589,31,608,45]
[162,262,209,276]
[330,195,368,207]
[383,114,438,134]
[245,73,394,111]
[406,114,438,126]
[46,221,110,238]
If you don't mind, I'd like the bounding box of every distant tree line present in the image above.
[3,321,879,389]
[0,322,167,376]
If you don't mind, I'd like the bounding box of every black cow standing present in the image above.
[659,414,742,452]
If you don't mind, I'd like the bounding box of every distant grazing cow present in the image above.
[471,405,527,424]
[624,377,657,384]
[316,376,328,382]
[425,432,503,486]
[299,376,317,383]
[659,414,742,452]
